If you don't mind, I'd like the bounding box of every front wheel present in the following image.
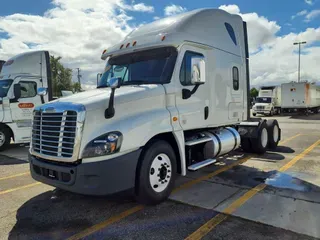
[135,140,177,205]
[253,113,257,116]
[0,127,11,152]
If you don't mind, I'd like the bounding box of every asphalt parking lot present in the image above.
[0,113,319,240]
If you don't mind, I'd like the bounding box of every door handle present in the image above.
[204,106,209,120]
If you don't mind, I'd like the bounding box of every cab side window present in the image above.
[20,81,37,98]
[180,51,204,86]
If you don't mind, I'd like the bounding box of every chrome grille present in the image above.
[256,106,265,110]
[32,111,77,158]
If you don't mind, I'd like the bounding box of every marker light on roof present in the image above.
[102,49,107,54]
[126,43,130,48]
[161,35,166,41]
[120,44,124,49]
[132,41,137,46]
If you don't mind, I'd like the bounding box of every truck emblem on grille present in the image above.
[44,107,56,113]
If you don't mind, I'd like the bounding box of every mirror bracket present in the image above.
[104,77,121,119]
[182,84,201,100]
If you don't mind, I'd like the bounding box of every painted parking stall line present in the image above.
[185,139,320,240]
[66,133,301,240]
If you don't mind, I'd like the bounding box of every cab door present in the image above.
[10,78,42,126]
[174,45,209,130]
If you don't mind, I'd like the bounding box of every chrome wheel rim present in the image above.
[0,132,5,147]
[273,125,279,143]
[149,153,172,193]
[261,128,268,148]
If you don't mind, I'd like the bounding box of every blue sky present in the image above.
[0,0,319,87]
[1,0,319,36]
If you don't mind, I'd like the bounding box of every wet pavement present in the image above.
[0,113,319,240]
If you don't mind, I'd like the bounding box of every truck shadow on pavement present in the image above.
[8,189,138,240]
[0,155,27,165]
[9,147,319,240]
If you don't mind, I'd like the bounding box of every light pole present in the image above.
[293,41,306,82]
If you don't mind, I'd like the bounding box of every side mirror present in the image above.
[13,84,21,99]
[109,77,121,89]
[190,57,205,85]
[37,87,48,96]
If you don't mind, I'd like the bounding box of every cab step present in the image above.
[188,158,217,171]
[185,136,212,146]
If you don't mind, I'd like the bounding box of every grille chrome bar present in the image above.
[30,103,85,162]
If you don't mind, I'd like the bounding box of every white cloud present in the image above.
[1,2,319,88]
[128,3,154,13]
[305,9,320,22]
[164,4,187,16]
[291,9,308,19]
[219,4,320,86]
[305,0,313,5]
[153,16,160,20]
[219,5,240,14]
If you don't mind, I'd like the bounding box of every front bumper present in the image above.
[29,149,142,195]
[252,109,271,114]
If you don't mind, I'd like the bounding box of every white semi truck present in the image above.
[281,82,320,114]
[29,9,281,204]
[0,51,54,151]
[252,86,281,116]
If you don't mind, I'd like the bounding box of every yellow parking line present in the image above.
[185,139,320,240]
[67,155,253,240]
[67,205,144,240]
[279,133,301,145]
[67,134,300,240]
[0,172,29,181]
[0,182,41,195]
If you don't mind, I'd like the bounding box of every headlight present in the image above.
[82,131,123,158]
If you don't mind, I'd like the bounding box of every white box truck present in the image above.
[281,82,320,114]
[29,9,281,204]
[252,86,281,116]
[0,51,54,151]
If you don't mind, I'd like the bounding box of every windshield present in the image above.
[256,97,272,103]
[0,79,13,98]
[98,47,177,88]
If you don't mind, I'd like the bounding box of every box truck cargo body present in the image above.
[252,86,281,116]
[28,8,281,205]
[281,82,320,113]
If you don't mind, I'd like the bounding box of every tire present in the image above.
[253,113,256,116]
[251,121,268,154]
[0,127,11,152]
[241,138,252,153]
[266,119,280,149]
[269,109,273,116]
[135,140,177,205]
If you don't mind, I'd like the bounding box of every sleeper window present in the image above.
[233,67,239,91]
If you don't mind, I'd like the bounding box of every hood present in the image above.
[52,84,164,111]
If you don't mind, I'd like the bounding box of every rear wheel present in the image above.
[0,127,11,152]
[253,113,256,116]
[251,121,268,154]
[266,120,280,149]
[135,140,177,205]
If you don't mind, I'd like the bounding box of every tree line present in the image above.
[50,56,82,97]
